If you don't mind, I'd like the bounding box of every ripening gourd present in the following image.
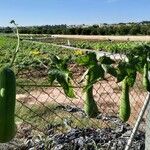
[83,76,99,118]
[119,77,131,122]
[143,62,150,92]
[0,67,16,143]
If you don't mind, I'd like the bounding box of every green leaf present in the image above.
[89,64,105,82]
[99,56,115,65]
[48,69,75,98]
[10,20,15,24]
[116,60,137,83]
[126,63,136,75]
[126,71,137,87]
[84,64,104,91]
[51,55,62,65]
[102,64,117,77]
[116,62,127,82]
[57,74,75,98]
[76,52,97,66]
[48,56,75,98]
[50,55,71,71]
[136,55,148,72]
[48,68,58,84]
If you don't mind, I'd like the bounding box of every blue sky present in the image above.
[0,0,150,26]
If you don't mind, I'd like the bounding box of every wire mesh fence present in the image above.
[0,44,149,150]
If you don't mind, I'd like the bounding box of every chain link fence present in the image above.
[0,45,149,150]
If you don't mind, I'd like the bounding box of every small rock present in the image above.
[75,137,84,147]
[65,105,81,112]
[29,147,35,150]
[54,144,63,150]
[115,125,127,134]
[24,139,34,148]
[121,130,132,138]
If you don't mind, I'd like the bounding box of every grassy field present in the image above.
[15,101,113,133]
[10,34,149,55]
[0,35,74,69]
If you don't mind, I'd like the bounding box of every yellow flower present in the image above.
[74,49,84,56]
[31,50,40,56]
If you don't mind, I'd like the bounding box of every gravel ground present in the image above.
[0,113,145,150]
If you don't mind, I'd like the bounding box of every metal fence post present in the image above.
[146,98,150,150]
[145,72,150,150]
[125,93,150,150]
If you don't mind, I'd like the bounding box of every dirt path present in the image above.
[52,35,150,42]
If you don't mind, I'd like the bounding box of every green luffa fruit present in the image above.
[0,67,16,143]
[83,75,99,118]
[143,62,150,92]
[84,86,99,118]
[119,77,130,122]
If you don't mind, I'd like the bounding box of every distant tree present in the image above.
[1,21,150,35]
[81,28,91,35]
[92,25,99,28]
[3,27,12,33]
[129,25,141,35]
[76,28,83,35]
[68,28,76,35]
[117,25,130,35]
[98,27,106,35]
[90,29,98,35]
[147,29,150,35]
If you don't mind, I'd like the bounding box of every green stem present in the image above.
[9,23,20,68]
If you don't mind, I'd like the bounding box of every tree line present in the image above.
[1,21,150,35]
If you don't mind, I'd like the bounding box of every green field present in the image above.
[0,36,73,69]
[0,34,149,123]
[11,34,150,54]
